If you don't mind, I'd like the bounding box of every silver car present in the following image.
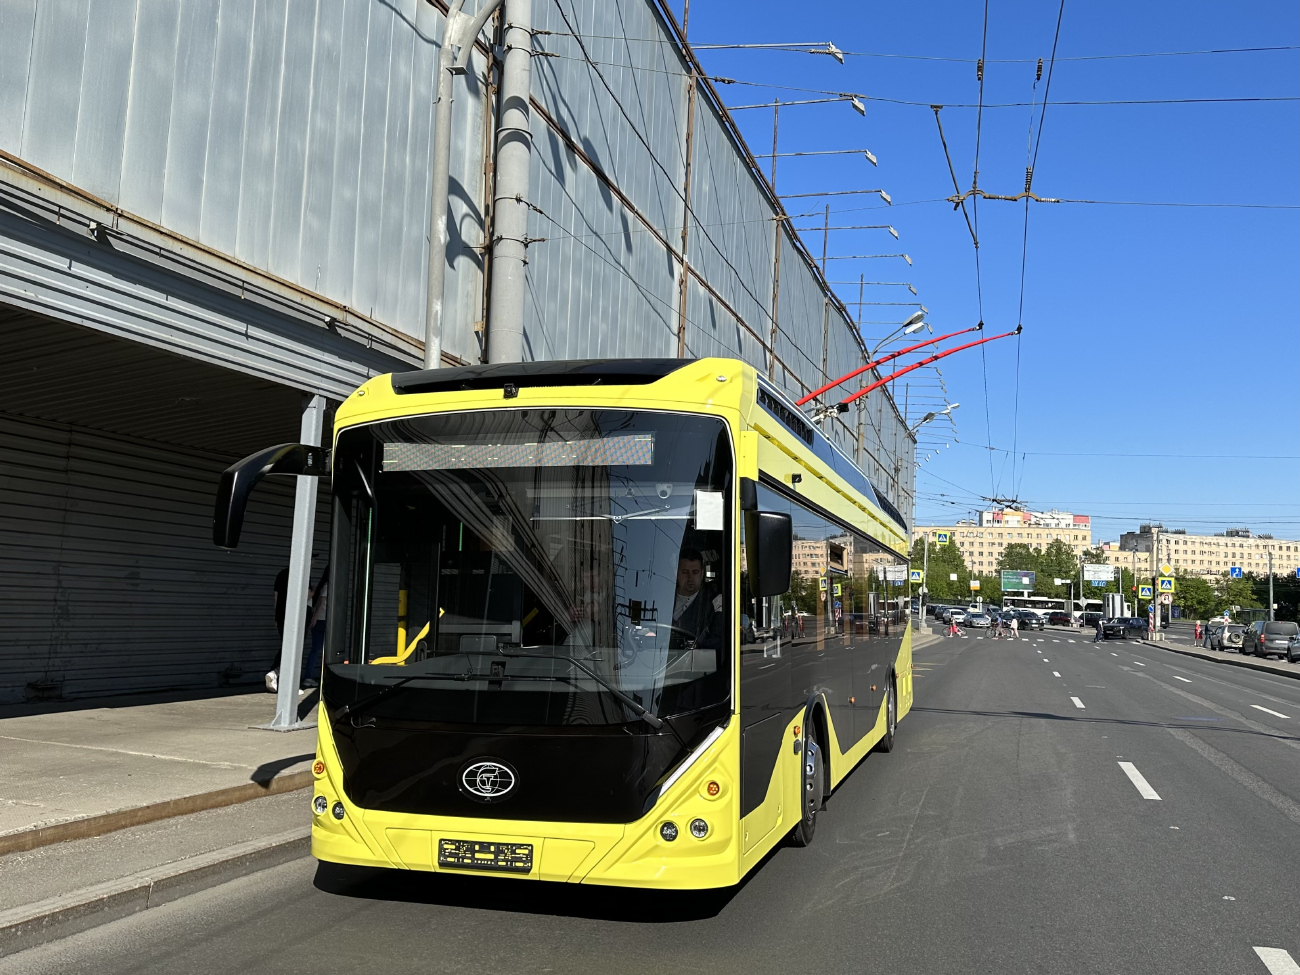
[1206,622,1245,651]
[964,613,991,628]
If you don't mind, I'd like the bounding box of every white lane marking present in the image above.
[1052,671,1061,677]
[1133,661,1146,667]
[1037,638,1045,642]
[1111,652,1118,656]
[1068,639,1076,643]
[1043,659,1049,662]
[1118,762,1162,800]
[1173,676,1193,683]
[1021,638,1029,642]
[1052,639,1060,643]
[1251,705,1292,719]
[1254,947,1300,975]
[1070,696,1086,709]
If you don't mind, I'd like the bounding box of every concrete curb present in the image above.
[1138,641,1300,681]
[0,772,313,857]
[0,828,310,958]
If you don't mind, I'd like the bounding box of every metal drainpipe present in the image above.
[487,0,533,363]
[424,0,503,368]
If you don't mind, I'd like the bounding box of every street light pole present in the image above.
[1269,549,1275,621]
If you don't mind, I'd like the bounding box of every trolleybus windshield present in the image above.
[324,409,733,727]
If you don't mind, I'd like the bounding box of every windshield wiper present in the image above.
[339,672,475,718]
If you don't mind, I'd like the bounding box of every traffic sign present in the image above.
[935,531,950,545]
[969,580,980,590]
[1157,577,1175,593]
[833,583,842,596]
[819,578,828,591]
[1138,584,1154,599]
[910,569,923,583]
[1229,566,1243,579]
[1295,567,1300,579]
[949,573,958,581]
[1159,562,1173,577]
[1159,593,1173,605]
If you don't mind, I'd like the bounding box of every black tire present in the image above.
[876,678,897,754]
[790,720,824,847]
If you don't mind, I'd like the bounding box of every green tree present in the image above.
[1173,571,1217,620]
[997,543,1040,573]
[1214,574,1262,616]
[910,536,970,604]
[1038,540,1081,600]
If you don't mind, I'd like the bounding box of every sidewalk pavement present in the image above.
[0,690,318,854]
[1138,639,1300,681]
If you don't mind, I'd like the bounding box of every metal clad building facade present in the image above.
[0,0,913,703]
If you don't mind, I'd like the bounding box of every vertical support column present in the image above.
[487,0,533,363]
[675,66,698,358]
[266,394,325,731]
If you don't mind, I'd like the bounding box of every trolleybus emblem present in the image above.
[460,760,517,801]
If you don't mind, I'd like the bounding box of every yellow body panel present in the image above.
[312,358,910,888]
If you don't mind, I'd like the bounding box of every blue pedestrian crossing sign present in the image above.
[910,569,923,583]
[1138,584,1154,599]
[935,531,949,545]
[1157,577,1175,593]
[1229,566,1243,579]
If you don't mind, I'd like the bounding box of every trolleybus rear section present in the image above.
[214,358,912,889]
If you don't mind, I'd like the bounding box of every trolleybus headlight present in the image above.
[689,818,709,839]
[660,821,679,842]
[331,801,346,820]
[313,795,329,815]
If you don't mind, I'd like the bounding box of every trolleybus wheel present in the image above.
[791,722,824,847]
[876,677,897,754]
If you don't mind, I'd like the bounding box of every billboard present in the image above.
[1001,570,1035,591]
[1082,563,1115,582]
[884,565,908,582]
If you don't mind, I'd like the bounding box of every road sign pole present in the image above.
[1268,550,1274,622]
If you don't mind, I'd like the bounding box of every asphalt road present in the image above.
[6,629,1299,975]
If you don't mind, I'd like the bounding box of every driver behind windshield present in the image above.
[671,549,724,651]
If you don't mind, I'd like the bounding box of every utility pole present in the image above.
[922,531,929,616]
[1268,549,1275,621]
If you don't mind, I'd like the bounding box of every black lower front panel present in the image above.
[329,705,728,824]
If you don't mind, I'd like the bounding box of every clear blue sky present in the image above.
[679,0,1299,542]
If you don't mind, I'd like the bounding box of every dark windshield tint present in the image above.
[1264,622,1299,635]
[323,409,733,725]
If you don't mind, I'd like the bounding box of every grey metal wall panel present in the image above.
[198,0,256,255]
[19,0,89,177]
[69,0,136,202]
[0,0,37,151]
[233,0,288,272]
[299,0,345,297]
[531,0,688,246]
[349,0,395,320]
[322,0,370,308]
[0,411,330,703]
[687,99,772,342]
[160,0,221,240]
[683,275,763,366]
[266,0,318,284]
[117,0,181,223]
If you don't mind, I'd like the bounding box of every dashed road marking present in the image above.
[1173,676,1193,683]
[1254,947,1300,975]
[1068,639,1076,643]
[1052,639,1060,643]
[1111,652,1118,656]
[1070,696,1086,709]
[1251,705,1292,720]
[1118,761,1162,800]
[1052,671,1061,677]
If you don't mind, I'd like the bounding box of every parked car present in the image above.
[1047,611,1073,627]
[1205,621,1244,651]
[1081,612,1103,628]
[964,613,992,628]
[740,614,757,644]
[1289,633,1300,664]
[1245,620,1300,659]
[1102,617,1147,640]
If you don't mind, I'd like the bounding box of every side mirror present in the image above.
[213,443,329,549]
[745,510,793,597]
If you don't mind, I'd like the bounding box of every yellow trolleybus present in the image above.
[215,357,913,889]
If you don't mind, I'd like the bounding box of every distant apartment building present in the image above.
[1111,525,1300,578]
[912,509,1093,572]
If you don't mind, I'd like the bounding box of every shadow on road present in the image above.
[312,859,751,921]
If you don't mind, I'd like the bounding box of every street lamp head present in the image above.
[903,311,925,327]
[850,96,866,116]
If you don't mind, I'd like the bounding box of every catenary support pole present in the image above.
[488,0,533,362]
[424,0,470,369]
[266,394,325,732]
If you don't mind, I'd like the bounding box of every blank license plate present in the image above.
[438,839,533,873]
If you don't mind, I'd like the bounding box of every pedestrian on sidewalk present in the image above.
[1194,621,1202,644]
[1093,616,1105,643]
[301,565,329,689]
[267,567,290,693]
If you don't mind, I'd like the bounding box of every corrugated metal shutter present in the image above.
[0,411,330,704]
